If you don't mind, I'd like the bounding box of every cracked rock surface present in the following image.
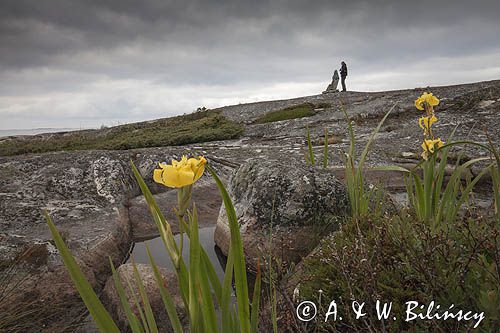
[0,79,498,331]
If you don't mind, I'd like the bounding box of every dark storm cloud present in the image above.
[1,0,500,129]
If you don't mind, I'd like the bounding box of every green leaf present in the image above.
[207,165,251,333]
[175,214,223,304]
[250,260,262,333]
[187,205,201,331]
[130,258,159,333]
[125,272,149,331]
[372,165,411,173]
[221,246,235,333]
[44,212,120,333]
[358,104,396,170]
[306,126,315,166]
[323,128,329,169]
[109,258,144,333]
[145,245,184,333]
[188,205,218,333]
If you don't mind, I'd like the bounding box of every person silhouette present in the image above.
[340,61,348,92]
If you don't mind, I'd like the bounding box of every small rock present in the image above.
[478,100,495,108]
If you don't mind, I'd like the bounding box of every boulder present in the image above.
[101,263,187,333]
[214,158,349,272]
[0,205,131,332]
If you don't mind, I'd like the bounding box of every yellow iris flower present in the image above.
[421,138,444,159]
[415,92,440,111]
[153,155,207,188]
[419,115,438,134]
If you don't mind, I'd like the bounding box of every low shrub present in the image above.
[297,211,499,332]
[0,109,244,156]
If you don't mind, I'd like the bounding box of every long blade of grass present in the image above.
[189,205,218,333]
[437,157,490,223]
[44,212,120,333]
[221,245,235,333]
[207,164,251,333]
[130,258,159,333]
[455,162,494,215]
[176,215,222,303]
[491,165,500,223]
[372,165,411,173]
[109,258,144,333]
[358,105,396,169]
[323,128,329,169]
[433,146,450,213]
[145,245,184,333]
[424,158,435,223]
[412,172,425,221]
[250,260,262,333]
[187,215,200,331]
[125,274,149,332]
[202,250,222,302]
[306,126,315,166]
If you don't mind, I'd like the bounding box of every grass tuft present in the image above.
[254,103,316,124]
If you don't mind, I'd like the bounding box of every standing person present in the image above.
[340,61,348,92]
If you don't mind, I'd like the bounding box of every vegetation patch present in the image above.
[297,212,499,332]
[0,109,244,156]
[254,103,316,124]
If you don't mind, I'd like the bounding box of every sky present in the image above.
[1,1,500,130]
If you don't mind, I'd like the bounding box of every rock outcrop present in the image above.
[214,158,349,271]
[0,149,228,332]
[0,79,499,331]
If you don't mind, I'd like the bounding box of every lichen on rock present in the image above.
[214,158,349,272]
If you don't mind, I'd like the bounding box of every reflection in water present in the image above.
[128,226,225,281]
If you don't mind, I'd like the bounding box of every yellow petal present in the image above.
[435,138,444,148]
[153,168,164,184]
[188,156,207,182]
[179,155,188,167]
[187,157,199,167]
[422,139,435,152]
[422,140,429,152]
[171,158,180,167]
[193,163,206,182]
[430,115,438,126]
[419,117,425,130]
[153,156,206,188]
[415,97,425,110]
[162,165,195,188]
[426,93,439,106]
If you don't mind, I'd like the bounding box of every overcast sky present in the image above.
[1,0,500,130]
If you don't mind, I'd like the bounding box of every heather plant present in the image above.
[45,156,264,333]
[298,211,499,332]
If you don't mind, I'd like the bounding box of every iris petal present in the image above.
[152,156,207,188]
[415,97,425,110]
[153,168,164,184]
[162,165,194,188]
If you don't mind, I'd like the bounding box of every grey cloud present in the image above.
[0,1,499,129]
